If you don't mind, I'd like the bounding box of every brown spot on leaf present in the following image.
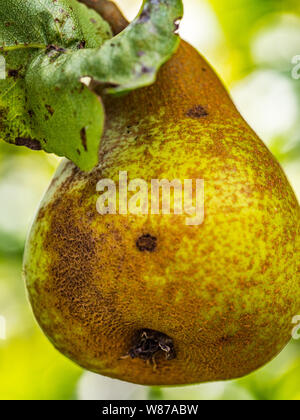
[15,137,42,151]
[77,40,86,49]
[46,44,66,54]
[80,127,88,151]
[45,104,54,116]
[174,18,181,34]
[138,10,150,23]
[141,65,152,74]
[78,0,128,35]
[8,69,19,79]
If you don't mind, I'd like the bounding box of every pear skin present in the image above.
[23,41,300,386]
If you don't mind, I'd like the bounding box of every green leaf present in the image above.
[0,0,111,171]
[0,0,183,171]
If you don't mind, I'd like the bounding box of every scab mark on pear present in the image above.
[136,234,157,252]
[121,329,176,370]
[187,105,208,119]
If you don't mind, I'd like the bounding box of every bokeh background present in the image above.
[0,0,299,400]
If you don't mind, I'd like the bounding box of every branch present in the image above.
[78,0,129,35]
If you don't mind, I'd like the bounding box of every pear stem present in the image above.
[78,0,129,34]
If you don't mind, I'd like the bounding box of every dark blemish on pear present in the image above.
[187,105,208,119]
[80,128,88,151]
[15,137,42,151]
[219,335,234,344]
[123,329,176,366]
[136,234,157,252]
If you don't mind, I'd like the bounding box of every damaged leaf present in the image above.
[0,0,183,171]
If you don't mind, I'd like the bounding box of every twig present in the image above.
[78,0,129,35]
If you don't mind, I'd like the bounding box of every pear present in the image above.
[23,40,300,386]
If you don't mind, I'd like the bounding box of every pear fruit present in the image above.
[23,40,300,386]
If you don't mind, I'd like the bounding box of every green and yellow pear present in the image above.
[23,40,300,386]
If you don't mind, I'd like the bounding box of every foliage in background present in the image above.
[0,0,299,400]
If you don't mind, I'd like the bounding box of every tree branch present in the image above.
[78,0,129,35]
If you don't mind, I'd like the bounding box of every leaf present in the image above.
[0,0,183,171]
[0,0,112,171]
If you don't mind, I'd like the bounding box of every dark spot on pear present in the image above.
[219,335,234,344]
[136,234,157,252]
[187,105,208,119]
[123,329,176,363]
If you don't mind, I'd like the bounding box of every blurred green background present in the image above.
[0,0,299,400]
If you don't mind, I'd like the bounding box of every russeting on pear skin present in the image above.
[23,40,300,386]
